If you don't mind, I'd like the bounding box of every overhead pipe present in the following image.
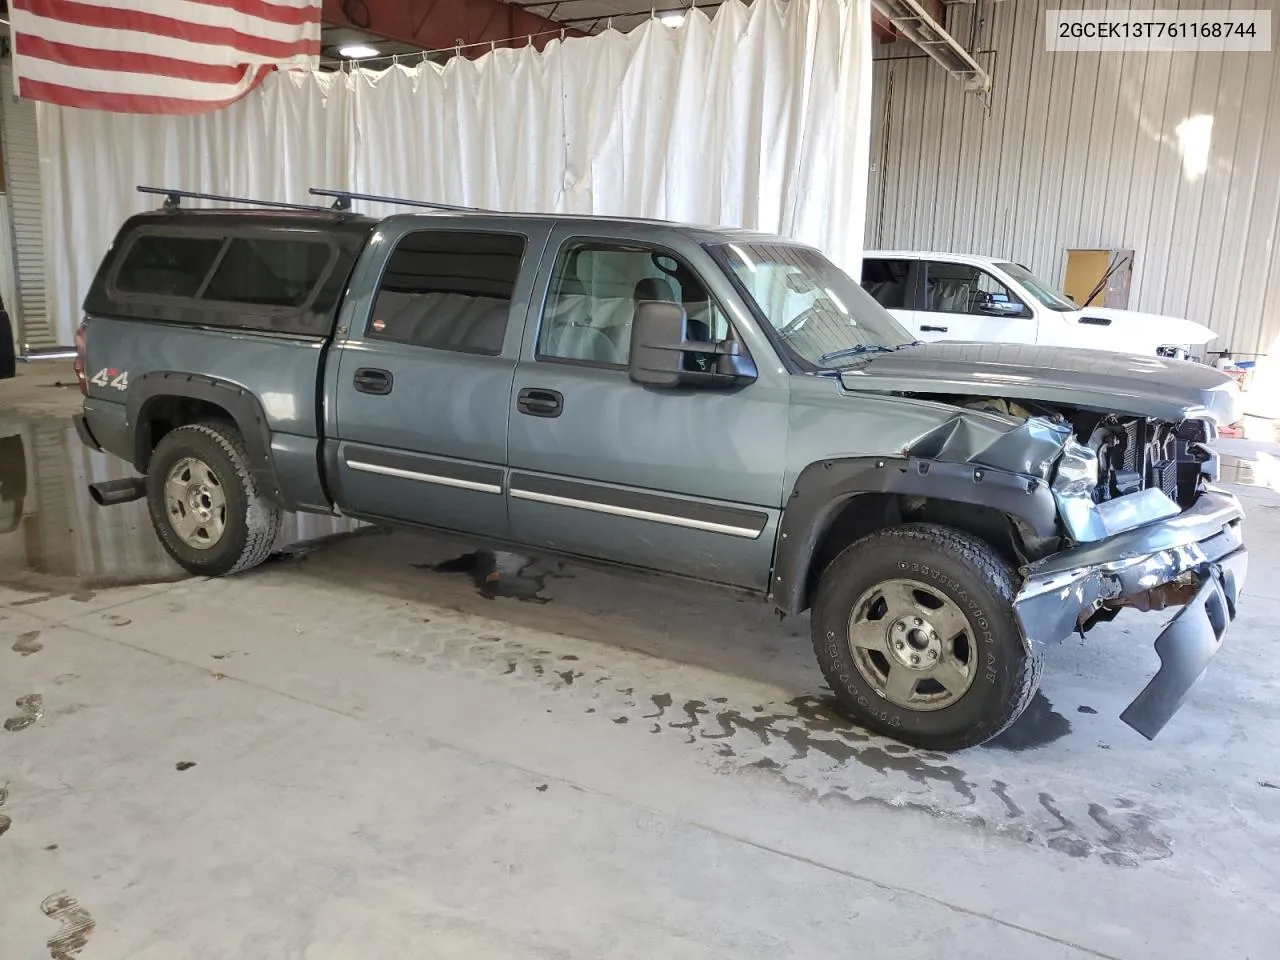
[871,0,992,94]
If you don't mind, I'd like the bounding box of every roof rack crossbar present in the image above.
[309,187,490,213]
[137,185,330,212]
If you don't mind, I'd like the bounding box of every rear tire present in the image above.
[810,523,1042,750]
[146,422,282,577]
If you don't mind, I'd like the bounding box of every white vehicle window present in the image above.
[995,262,1077,311]
[922,261,1028,318]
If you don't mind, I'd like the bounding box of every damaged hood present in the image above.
[839,342,1242,425]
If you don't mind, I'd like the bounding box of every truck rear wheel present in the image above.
[810,523,1042,750]
[146,422,282,577]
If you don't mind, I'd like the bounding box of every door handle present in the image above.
[920,324,949,333]
[1079,316,1112,326]
[353,367,393,395]
[517,387,563,418]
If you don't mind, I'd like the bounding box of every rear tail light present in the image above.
[74,320,87,396]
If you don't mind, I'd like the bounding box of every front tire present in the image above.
[810,524,1042,750]
[146,422,282,577]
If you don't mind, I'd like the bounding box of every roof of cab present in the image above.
[124,205,801,247]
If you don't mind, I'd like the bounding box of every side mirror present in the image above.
[628,301,757,389]
[977,294,1026,317]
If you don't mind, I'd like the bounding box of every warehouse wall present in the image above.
[868,0,1280,358]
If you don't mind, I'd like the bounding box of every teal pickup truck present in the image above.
[72,187,1247,750]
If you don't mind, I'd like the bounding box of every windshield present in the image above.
[995,262,1077,311]
[715,243,914,370]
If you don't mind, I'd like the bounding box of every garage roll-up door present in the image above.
[0,61,54,353]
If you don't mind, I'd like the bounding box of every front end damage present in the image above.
[1007,412,1248,739]
[892,398,1247,739]
[1014,488,1245,737]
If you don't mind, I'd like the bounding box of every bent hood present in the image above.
[1054,307,1217,353]
[839,342,1242,424]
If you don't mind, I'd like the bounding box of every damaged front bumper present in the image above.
[1014,486,1247,739]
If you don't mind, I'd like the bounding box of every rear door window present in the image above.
[114,235,224,298]
[860,257,913,309]
[368,230,527,356]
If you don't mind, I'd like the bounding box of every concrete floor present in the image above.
[2,367,1279,959]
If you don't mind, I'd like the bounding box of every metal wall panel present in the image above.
[0,62,54,352]
[869,0,1280,358]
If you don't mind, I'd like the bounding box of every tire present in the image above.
[145,422,283,577]
[810,523,1042,751]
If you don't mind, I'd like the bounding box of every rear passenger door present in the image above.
[329,221,548,538]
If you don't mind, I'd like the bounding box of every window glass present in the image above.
[716,243,912,370]
[203,238,331,307]
[860,257,912,309]
[539,241,728,367]
[368,231,526,355]
[995,262,1077,311]
[923,261,1025,315]
[115,235,224,298]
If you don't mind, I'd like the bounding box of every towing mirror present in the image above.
[628,301,757,389]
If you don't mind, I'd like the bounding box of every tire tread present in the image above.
[812,523,1043,750]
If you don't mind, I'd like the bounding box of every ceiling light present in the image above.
[338,44,380,59]
[660,12,686,26]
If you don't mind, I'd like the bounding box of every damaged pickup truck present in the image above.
[73,188,1248,749]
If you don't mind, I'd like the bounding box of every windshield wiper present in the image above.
[818,344,895,363]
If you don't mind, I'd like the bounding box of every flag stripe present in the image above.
[15,33,251,84]
[12,0,320,114]
[16,71,271,115]
[14,9,317,68]
[14,0,321,59]
[16,52,263,100]
[182,0,320,28]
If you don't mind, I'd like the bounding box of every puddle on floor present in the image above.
[0,419,359,588]
[420,550,568,604]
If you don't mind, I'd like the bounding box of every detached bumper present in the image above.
[1014,487,1247,738]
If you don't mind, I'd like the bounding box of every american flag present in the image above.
[10,0,323,114]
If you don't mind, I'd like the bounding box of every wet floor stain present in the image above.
[4,693,43,732]
[0,786,10,837]
[985,692,1072,751]
[356,610,1172,867]
[41,892,95,959]
[12,630,43,656]
[421,550,557,604]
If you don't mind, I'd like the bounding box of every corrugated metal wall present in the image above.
[868,0,1280,358]
[0,62,54,352]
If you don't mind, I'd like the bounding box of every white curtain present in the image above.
[38,0,872,346]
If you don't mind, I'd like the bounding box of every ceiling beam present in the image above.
[321,0,588,56]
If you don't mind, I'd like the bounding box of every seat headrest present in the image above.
[634,276,676,303]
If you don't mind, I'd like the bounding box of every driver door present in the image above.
[916,260,1037,344]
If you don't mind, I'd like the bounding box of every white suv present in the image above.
[861,251,1216,358]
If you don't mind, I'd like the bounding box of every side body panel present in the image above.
[84,318,332,511]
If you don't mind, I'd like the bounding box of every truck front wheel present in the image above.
[810,524,1042,751]
[146,422,283,577]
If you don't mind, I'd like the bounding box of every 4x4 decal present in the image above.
[89,368,129,390]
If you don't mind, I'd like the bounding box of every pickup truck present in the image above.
[73,190,1248,750]
[861,250,1218,358]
